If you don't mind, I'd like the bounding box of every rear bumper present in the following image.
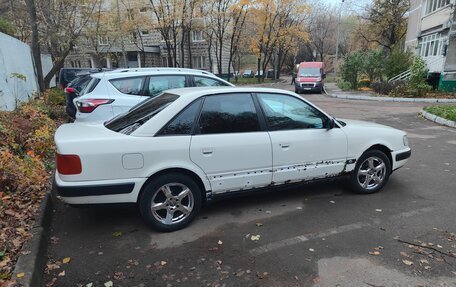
[53,172,147,204]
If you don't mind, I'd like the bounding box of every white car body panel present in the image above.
[190,132,272,193]
[54,87,411,205]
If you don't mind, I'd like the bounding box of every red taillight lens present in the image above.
[56,154,82,175]
[76,99,114,113]
[65,87,76,93]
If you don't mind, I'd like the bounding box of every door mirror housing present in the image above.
[326,118,335,130]
[322,73,326,79]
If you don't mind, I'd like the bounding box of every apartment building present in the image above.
[405,0,454,74]
[65,0,231,74]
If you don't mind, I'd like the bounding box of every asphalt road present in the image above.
[44,81,456,287]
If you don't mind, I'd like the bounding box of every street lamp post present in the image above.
[334,0,344,78]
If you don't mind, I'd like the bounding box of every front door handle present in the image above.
[280,143,290,149]
[202,148,213,155]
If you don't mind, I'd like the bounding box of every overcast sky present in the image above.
[323,0,372,14]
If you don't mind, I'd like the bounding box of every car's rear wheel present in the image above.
[139,173,202,232]
[350,150,391,194]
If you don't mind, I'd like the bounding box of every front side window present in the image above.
[110,77,145,95]
[159,99,202,135]
[257,93,327,130]
[194,76,229,87]
[146,75,186,97]
[197,93,260,134]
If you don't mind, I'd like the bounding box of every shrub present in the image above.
[337,81,352,91]
[362,49,384,83]
[408,57,431,97]
[384,47,413,79]
[340,51,364,90]
[44,88,65,106]
[371,80,406,95]
[358,79,371,88]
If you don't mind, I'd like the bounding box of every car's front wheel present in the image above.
[139,173,202,232]
[350,150,391,194]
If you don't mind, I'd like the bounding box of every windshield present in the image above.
[298,68,321,77]
[105,93,179,134]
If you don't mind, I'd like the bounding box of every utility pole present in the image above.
[116,0,128,67]
[334,0,344,78]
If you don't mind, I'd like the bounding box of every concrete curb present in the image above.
[327,92,456,103]
[420,110,456,128]
[12,192,54,287]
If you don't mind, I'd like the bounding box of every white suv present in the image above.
[74,68,233,122]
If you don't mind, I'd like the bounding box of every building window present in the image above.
[140,30,149,36]
[418,32,448,57]
[192,56,206,69]
[139,6,148,13]
[191,30,204,42]
[425,0,450,15]
[98,35,109,46]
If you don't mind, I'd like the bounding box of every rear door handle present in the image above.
[280,143,290,149]
[202,148,213,155]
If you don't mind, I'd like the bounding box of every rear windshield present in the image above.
[105,93,179,134]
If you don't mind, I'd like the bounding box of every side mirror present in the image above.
[322,73,327,79]
[326,118,335,130]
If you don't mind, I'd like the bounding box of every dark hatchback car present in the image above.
[64,75,92,118]
[58,68,104,89]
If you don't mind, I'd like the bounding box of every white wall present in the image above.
[0,32,54,111]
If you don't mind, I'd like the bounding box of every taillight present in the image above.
[65,87,76,93]
[76,99,114,113]
[56,154,82,175]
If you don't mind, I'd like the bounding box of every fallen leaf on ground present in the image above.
[424,266,431,270]
[369,251,380,255]
[437,245,443,248]
[329,201,335,204]
[309,248,315,252]
[400,252,409,257]
[62,257,71,264]
[255,223,263,227]
[296,206,303,210]
[104,281,113,287]
[112,231,122,237]
[265,210,271,214]
[251,235,261,241]
[160,261,167,266]
[21,251,31,255]
[402,260,414,266]
[218,240,223,245]
[16,272,25,278]
[86,283,93,287]
[58,271,65,277]
[420,259,429,264]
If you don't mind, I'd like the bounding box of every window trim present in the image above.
[191,75,230,87]
[253,92,332,131]
[193,93,265,135]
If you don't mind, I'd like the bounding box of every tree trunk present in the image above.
[257,57,261,83]
[25,0,45,92]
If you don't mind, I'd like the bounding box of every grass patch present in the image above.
[424,105,456,122]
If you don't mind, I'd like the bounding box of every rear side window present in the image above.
[146,75,186,97]
[105,93,179,134]
[197,93,260,134]
[110,77,146,95]
[194,76,229,87]
[158,99,202,136]
[80,78,100,96]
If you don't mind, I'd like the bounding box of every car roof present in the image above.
[165,86,297,100]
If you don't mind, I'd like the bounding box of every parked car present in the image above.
[74,68,234,123]
[255,70,264,78]
[64,74,93,119]
[242,70,254,78]
[54,87,411,231]
[58,68,105,89]
[294,62,325,94]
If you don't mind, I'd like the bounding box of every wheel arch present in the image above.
[137,167,210,205]
[365,144,393,171]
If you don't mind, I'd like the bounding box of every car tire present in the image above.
[139,173,202,232]
[295,89,300,94]
[350,150,391,194]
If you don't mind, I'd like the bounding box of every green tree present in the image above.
[362,49,383,83]
[340,51,364,90]
[0,17,16,36]
[408,57,431,96]
[384,47,413,79]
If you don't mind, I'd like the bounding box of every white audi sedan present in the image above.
[54,87,411,231]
